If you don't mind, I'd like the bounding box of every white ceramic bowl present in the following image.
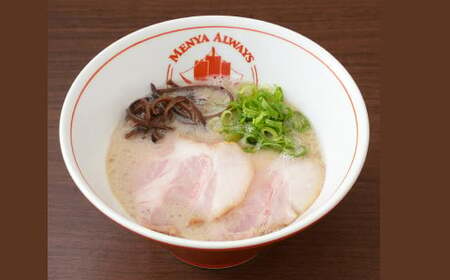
[59,16,369,268]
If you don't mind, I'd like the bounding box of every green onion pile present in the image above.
[219,84,311,157]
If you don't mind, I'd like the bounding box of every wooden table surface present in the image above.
[48,0,380,279]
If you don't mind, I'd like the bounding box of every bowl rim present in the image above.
[59,15,370,250]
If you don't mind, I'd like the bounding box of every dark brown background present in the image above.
[48,0,380,279]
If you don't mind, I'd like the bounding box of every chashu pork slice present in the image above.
[129,135,254,235]
[202,157,324,241]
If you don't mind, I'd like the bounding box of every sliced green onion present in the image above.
[218,84,311,157]
[261,127,279,139]
[220,110,234,125]
[273,86,284,102]
[242,107,259,118]
[253,112,267,128]
[260,98,279,118]
[242,146,258,153]
[284,145,307,157]
[265,119,283,133]
[261,141,284,151]
[242,134,258,145]
[224,133,242,142]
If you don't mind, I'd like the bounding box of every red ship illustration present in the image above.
[178,47,244,84]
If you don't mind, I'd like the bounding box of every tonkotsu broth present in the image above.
[106,84,325,241]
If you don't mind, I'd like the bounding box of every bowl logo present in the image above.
[166,32,258,85]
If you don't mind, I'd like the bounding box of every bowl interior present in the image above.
[60,16,368,248]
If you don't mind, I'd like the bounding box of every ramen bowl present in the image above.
[59,16,369,269]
